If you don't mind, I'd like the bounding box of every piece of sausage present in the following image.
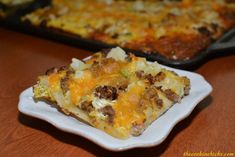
[80,101,93,113]
[154,72,166,82]
[139,86,163,110]
[131,122,145,136]
[136,71,165,84]
[60,68,74,94]
[135,70,145,79]
[100,105,115,123]
[58,66,69,72]
[94,85,118,100]
[45,67,57,75]
[163,89,180,103]
[155,98,163,109]
[145,74,155,84]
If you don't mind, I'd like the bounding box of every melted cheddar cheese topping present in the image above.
[34,47,190,139]
[113,81,146,129]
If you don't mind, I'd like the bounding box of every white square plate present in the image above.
[18,64,212,151]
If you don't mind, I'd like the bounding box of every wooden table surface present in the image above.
[0,27,235,157]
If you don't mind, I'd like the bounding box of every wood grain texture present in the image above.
[0,28,234,157]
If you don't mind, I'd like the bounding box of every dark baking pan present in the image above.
[0,0,50,27]
[8,22,235,69]
[1,0,235,69]
[145,28,235,69]
[0,0,50,19]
